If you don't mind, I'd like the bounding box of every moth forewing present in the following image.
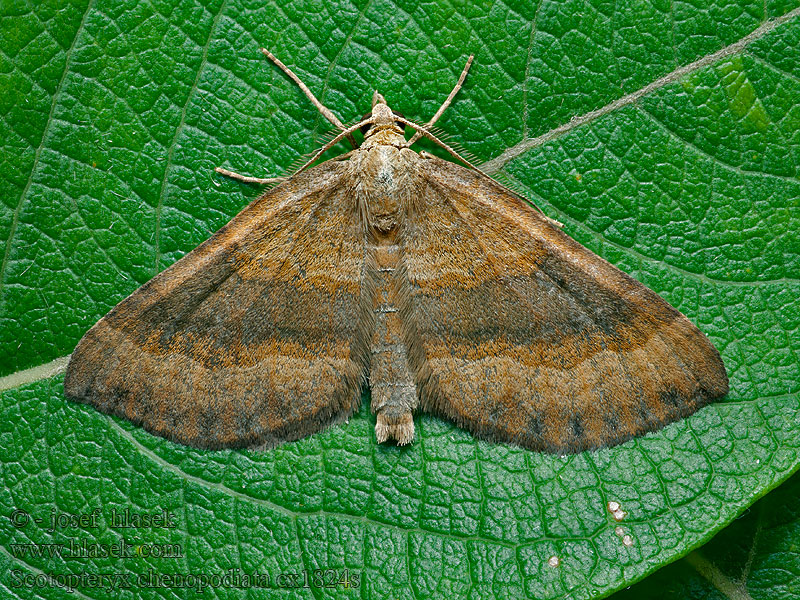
[65,51,728,452]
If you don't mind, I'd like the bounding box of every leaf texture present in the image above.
[1,1,799,599]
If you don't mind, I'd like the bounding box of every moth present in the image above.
[65,50,728,453]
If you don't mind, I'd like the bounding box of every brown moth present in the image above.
[64,50,729,453]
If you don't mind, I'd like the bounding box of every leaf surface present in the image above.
[1,1,799,599]
[609,468,800,599]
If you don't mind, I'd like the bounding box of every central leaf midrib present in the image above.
[483,7,800,175]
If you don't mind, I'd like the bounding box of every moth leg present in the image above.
[261,48,358,149]
[214,167,285,185]
[369,238,418,446]
[405,55,473,147]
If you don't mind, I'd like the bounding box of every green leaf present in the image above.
[608,468,800,600]
[1,1,799,599]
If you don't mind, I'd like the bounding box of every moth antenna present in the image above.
[411,125,451,145]
[214,167,285,186]
[261,48,358,149]
[457,148,482,166]
[265,122,350,174]
[396,117,483,173]
[404,117,562,227]
[315,126,344,147]
[406,54,473,146]
[492,171,565,228]
[412,128,483,169]
[295,118,374,174]
[284,151,318,175]
[281,148,357,178]
[318,119,367,157]
[440,138,482,166]
[404,124,449,148]
[427,125,448,139]
[344,115,367,128]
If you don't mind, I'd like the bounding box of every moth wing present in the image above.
[400,157,728,453]
[65,163,371,449]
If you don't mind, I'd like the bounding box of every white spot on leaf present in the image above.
[607,500,626,521]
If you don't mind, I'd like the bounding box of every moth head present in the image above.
[360,91,406,139]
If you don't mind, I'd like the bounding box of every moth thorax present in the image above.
[367,150,403,234]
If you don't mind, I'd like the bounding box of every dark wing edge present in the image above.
[65,163,373,450]
[398,157,728,454]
